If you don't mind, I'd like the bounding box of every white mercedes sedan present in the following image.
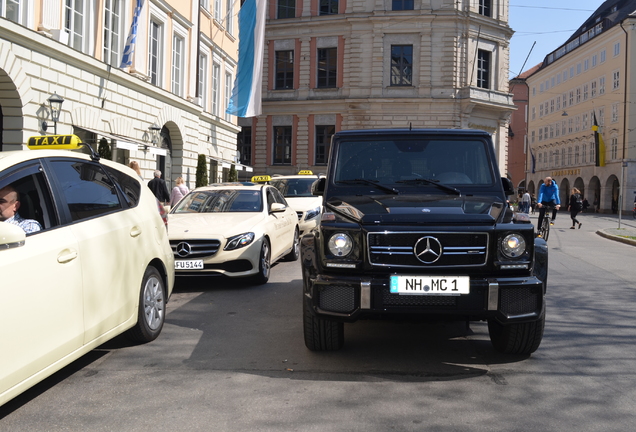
[168,183,300,284]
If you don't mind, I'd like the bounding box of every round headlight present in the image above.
[501,233,527,259]
[328,232,353,257]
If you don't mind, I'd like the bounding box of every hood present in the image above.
[168,212,265,239]
[325,194,506,225]
[284,196,322,212]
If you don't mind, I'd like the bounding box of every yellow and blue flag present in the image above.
[592,111,605,167]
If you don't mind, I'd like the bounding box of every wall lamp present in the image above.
[561,111,568,116]
[148,123,161,145]
[42,92,65,134]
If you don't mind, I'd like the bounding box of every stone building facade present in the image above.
[508,65,541,194]
[525,0,636,214]
[237,0,516,177]
[0,0,242,189]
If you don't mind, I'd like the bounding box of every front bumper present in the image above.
[172,238,262,278]
[304,272,545,324]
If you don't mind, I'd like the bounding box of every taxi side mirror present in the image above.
[0,223,26,250]
[270,203,287,213]
[312,178,325,196]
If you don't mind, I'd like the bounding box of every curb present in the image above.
[596,230,636,247]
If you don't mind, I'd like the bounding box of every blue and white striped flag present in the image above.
[226,0,266,118]
[119,0,144,69]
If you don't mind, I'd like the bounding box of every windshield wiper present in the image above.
[336,178,399,195]
[396,178,461,195]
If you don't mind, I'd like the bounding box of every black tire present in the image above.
[284,228,300,261]
[252,239,271,285]
[127,266,166,343]
[488,313,545,355]
[303,296,344,351]
[538,219,550,241]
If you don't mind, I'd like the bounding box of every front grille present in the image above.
[170,239,222,259]
[368,232,488,268]
[296,211,303,221]
[500,287,539,316]
[380,286,457,308]
[319,285,356,313]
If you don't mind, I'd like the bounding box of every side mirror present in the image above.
[312,178,325,196]
[270,202,287,213]
[0,223,26,250]
[501,177,515,196]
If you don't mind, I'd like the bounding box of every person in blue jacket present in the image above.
[537,176,560,231]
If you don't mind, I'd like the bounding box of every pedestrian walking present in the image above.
[530,194,537,214]
[568,187,583,229]
[170,176,189,207]
[148,170,170,204]
[521,190,531,214]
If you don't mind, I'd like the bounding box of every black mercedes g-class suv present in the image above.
[301,129,548,355]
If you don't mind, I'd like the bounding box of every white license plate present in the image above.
[390,275,469,295]
[175,260,204,270]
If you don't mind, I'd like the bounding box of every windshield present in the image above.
[270,178,317,197]
[172,189,262,213]
[333,138,495,187]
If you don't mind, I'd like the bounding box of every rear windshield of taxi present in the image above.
[172,189,263,213]
[270,178,317,198]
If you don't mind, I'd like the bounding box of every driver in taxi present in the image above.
[0,184,42,234]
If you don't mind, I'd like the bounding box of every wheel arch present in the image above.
[533,237,548,292]
[147,257,170,303]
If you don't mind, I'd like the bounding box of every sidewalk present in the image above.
[525,210,636,247]
[596,227,636,246]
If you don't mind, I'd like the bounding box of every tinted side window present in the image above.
[103,166,141,207]
[49,160,122,222]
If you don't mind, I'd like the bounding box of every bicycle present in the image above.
[536,204,557,241]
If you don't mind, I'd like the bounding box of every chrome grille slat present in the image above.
[170,239,222,259]
[368,231,489,268]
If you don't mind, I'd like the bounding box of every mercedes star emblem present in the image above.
[176,242,192,257]
[413,236,443,264]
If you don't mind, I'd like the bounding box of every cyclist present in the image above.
[537,176,560,234]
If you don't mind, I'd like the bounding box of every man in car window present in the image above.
[0,184,42,234]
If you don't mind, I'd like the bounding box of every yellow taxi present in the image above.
[0,135,175,407]
[265,171,323,236]
[168,183,299,284]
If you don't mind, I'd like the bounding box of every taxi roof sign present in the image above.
[251,175,271,183]
[27,134,83,150]
[297,170,314,175]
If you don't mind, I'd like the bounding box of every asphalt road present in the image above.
[1,212,635,431]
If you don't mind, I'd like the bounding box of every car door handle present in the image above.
[58,249,78,264]
[130,226,142,237]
